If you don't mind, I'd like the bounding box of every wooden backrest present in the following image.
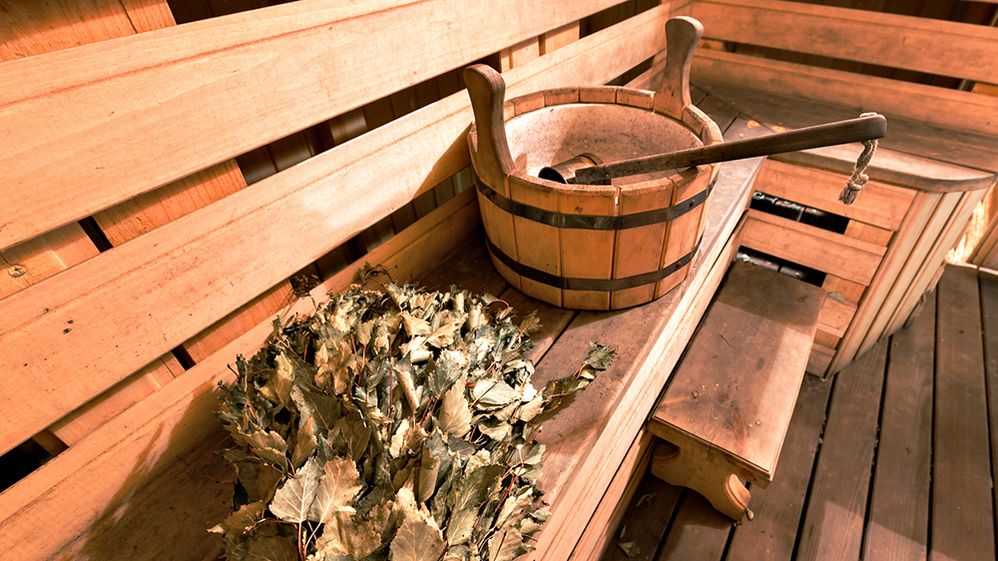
[684,0,998,136]
[0,2,684,559]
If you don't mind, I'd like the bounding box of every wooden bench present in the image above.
[0,2,990,560]
[0,3,765,561]
[648,261,824,520]
[682,0,998,377]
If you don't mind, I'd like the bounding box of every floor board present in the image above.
[864,291,935,561]
[932,266,995,561]
[598,264,998,561]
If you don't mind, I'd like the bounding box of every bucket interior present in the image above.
[505,103,703,186]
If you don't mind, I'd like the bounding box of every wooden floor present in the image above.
[599,264,998,561]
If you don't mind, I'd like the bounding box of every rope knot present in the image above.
[839,112,881,205]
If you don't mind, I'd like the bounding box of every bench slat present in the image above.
[692,49,998,139]
[0,4,671,457]
[753,160,915,232]
[690,0,998,85]
[650,261,825,481]
[0,0,622,251]
[740,209,887,285]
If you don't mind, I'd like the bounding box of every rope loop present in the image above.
[839,112,881,205]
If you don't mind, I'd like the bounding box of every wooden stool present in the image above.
[648,261,825,520]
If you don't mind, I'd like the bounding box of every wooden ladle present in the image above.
[543,113,887,185]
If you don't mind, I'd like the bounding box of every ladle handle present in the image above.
[654,17,704,118]
[462,65,514,187]
[572,113,887,184]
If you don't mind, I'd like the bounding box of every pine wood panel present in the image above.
[48,355,183,445]
[690,0,998,84]
[0,224,98,300]
[863,292,934,561]
[0,0,626,251]
[0,0,240,450]
[569,432,658,561]
[932,265,996,561]
[0,7,675,456]
[753,159,913,231]
[692,49,998,138]
[740,209,886,285]
[796,340,887,561]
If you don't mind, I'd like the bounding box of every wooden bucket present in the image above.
[464,17,722,310]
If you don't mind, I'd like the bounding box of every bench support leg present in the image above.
[650,442,753,521]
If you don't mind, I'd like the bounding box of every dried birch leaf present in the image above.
[291,416,317,469]
[269,458,321,523]
[391,488,446,561]
[308,457,362,523]
[438,375,472,438]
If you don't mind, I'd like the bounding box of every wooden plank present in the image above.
[594,469,681,561]
[819,296,856,338]
[655,493,732,561]
[0,6,675,455]
[823,275,864,305]
[0,173,483,561]
[0,0,626,251]
[691,49,998,139]
[981,269,998,535]
[740,209,886,285]
[725,374,834,561]
[932,265,996,561]
[863,292,934,561]
[0,224,98,300]
[47,355,182,446]
[844,221,893,247]
[795,339,887,561]
[91,161,247,246]
[541,21,581,54]
[806,343,835,376]
[690,0,998,84]
[650,262,825,481]
[753,159,914,231]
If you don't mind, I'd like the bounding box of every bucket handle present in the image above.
[462,65,514,187]
[654,17,704,119]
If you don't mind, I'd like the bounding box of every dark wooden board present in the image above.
[724,374,834,561]
[599,475,683,561]
[979,269,998,540]
[795,339,887,561]
[932,266,996,561]
[656,492,732,561]
[863,291,935,561]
